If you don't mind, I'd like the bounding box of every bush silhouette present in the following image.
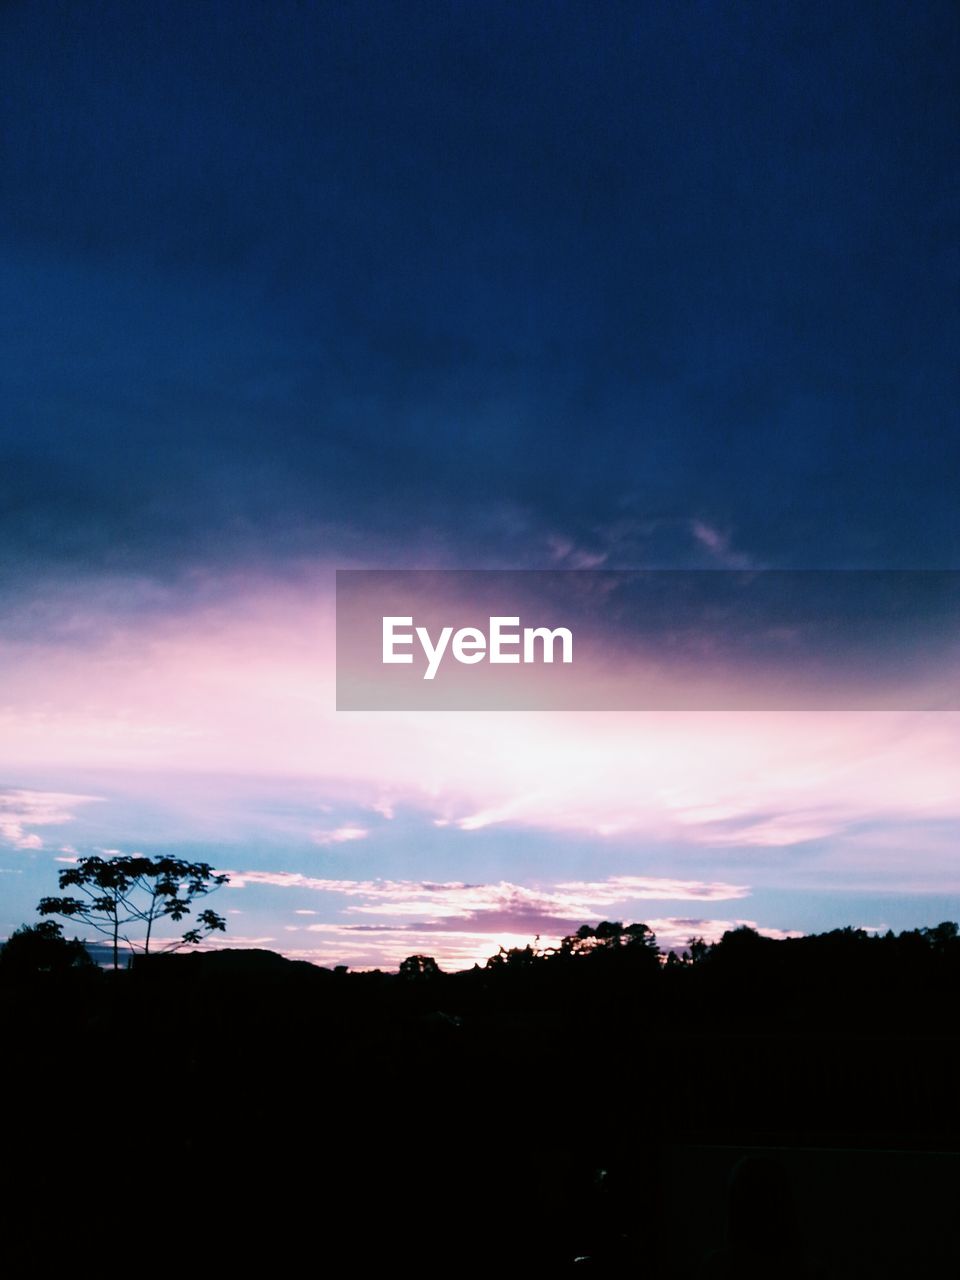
[0,921,94,975]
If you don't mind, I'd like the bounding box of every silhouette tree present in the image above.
[686,936,709,964]
[595,920,625,948]
[0,921,94,975]
[38,854,229,970]
[719,924,764,947]
[556,923,600,957]
[623,922,659,954]
[920,921,959,954]
[399,954,441,978]
[556,921,661,962]
[486,942,538,969]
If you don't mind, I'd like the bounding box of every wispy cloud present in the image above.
[228,870,749,941]
[689,519,757,569]
[285,927,556,971]
[217,867,776,967]
[1,573,957,860]
[311,824,369,847]
[546,535,609,569]
[0,787,100,850]
[680,811,848,847]
[279,915,801,970]
[552,875,752,903]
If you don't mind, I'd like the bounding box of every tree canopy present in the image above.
[38,854,229,969]
[399,953,442,978]
[0,921,94,975]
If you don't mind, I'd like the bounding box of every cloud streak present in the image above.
[276,916,801,971]
[311,825,369,846]
[225,870,755,966]
[228,870,749,909]
[0,787,100,850]
[1,570,957,857]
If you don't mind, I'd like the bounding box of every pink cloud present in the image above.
[286,926,556,971]
[311,824,369,846]
[0,568,957,867]
[214,868,800,968]
[275,916,803,971]
[689,519,756,569]
[0,787,100,850]
[226,870,751,951]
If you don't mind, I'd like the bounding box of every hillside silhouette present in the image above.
[3,921,959,1276]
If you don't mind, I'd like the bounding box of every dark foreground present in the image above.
[3,925,959,1276]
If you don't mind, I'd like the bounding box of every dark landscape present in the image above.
[4,921,959,1275]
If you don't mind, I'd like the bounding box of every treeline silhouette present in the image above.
[3,920,959,1276]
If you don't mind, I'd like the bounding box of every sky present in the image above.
[1,1,958,968]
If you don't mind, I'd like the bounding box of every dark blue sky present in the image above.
[3,0,958,583]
